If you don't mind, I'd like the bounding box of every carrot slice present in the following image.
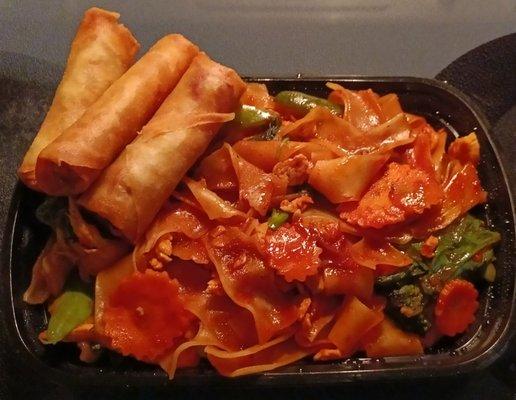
[434,279,479,337]
[103,270,193,362]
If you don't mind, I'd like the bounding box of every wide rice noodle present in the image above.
[206,335,311,377]
[23,233,76,304]
[204,227,300,343]
[308,153,390,203]
[133,202,211,270]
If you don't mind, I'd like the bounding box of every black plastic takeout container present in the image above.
[2,77,515,387]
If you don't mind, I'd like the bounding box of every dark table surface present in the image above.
[0,3,515,399]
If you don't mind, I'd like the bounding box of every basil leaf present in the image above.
[431,215,500,273]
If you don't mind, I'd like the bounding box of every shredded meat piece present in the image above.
[273,154,311,186]
[280,194,314,215]
[148,233,174,270]
[149,258,164,270]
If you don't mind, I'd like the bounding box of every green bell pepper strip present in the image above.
[44,279,93,344]
[231,105,281,129]
[274,91,343,118]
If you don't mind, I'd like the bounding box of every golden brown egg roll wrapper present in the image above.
[78,53,246,243]
[18,7,139,190]
[36,34,200,196]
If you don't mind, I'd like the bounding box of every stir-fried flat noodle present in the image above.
[350,238,412,269]
[279,108,413,155]
[24,199,130,304]
[159,327,215,378]
[134,202,211,270]
[362,318,423,357]
[21,26,496,380]
[185,178,247,220]
[79,54,246,242]
[23,233,76,304]
[309,153,389,203]
[36,34,200,196]
[160,259,259,378]
[295,295,340,348]
[206,335,311,377]
[194,147,238,191]
[327,83,384,131]
[226,144,277,216]
[18,7,139,190]
[328,296,383,356]
[240,83,275,109]
[205,227,300,343]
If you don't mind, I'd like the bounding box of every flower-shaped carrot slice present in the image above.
[435,279,479,337]
[103,270,193,362]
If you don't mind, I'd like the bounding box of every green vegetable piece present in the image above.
[250,123,281,141]
[454,249,494,278]
[375,262,428,289]
[267,209,290,230]
[229,105,282,141]
[483,263,496,283]
[421,215,500,293]
[389,284,426,318]
[431,215,500,273]
[401,241,423,263]
[232,105,280,129]
[385,284,430,334]
[386,308,432,336]
[44,279,93,344]
[275,91,343,118]
[378,214,500,334]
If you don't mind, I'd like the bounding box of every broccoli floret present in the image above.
[389,284,425,318]
[385,284,431,335]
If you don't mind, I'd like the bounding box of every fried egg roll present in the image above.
[18,7,139,190]
[36,34,200,196]
[79,53,246,243]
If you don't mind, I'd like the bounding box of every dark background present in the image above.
[0,1,515,399]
